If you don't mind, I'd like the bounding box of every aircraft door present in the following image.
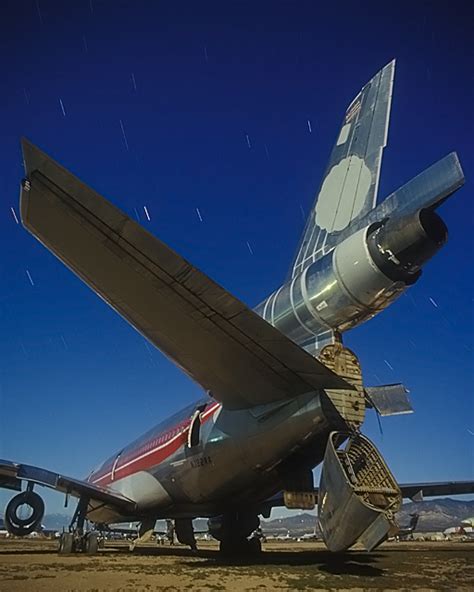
[111,450,123,481]
[187,408,203,449]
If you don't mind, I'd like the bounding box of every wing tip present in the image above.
[21,137,45,177]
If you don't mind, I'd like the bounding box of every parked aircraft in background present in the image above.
[391,513,420,541]
[1,60,472,556]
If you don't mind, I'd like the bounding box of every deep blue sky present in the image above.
[1,1,472,515]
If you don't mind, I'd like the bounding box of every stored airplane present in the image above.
[1,60,472,556]
[391,513,420,541]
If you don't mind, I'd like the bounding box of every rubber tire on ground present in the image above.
[58,532,74,554]
[5,491,45,536]
[85,532,99,555]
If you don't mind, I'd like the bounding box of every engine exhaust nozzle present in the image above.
[367,208,448,284]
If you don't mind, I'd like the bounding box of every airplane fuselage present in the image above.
[87,389,343,523]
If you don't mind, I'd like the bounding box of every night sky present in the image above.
[1,1,472,515]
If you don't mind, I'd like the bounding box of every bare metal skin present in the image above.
[1,61,470,555]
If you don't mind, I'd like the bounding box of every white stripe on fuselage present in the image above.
[91,402,221,485]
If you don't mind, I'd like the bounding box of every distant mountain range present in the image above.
[2,498,473,535]
[397,498,474,532]
[262,499,474,535]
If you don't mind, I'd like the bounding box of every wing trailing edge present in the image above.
[20,139,351,411]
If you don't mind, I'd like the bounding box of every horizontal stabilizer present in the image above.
[365,384,413,416]
[20,139,351,411]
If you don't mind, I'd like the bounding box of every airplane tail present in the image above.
[275,59,463,355]
[290,60,395,280]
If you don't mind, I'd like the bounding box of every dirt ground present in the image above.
[0,538,472,591]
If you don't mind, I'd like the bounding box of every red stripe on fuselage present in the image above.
[90,401,220,487]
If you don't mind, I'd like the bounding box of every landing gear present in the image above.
[58,532,74,554]
[208,511,262,556]
[84,531,99,555]
[58,495,100,555]
[128,518,156,551]
[175,518,198,551]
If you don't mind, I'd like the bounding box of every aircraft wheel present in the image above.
[58,532,74,554]
[5,491,45,536]
[85,532,99,555]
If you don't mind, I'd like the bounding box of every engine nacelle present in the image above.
[255,209,447,349]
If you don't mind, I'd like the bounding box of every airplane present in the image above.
[391,513,420,541]
[398,513,420,539]
[1,60,473,556]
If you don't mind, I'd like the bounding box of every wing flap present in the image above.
[20,139,350,411]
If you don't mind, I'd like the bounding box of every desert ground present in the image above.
[0,538,472,591]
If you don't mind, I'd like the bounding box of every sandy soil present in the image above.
[0,538,472,591]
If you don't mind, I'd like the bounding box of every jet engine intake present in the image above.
[5,490,45,536]
[318,431,401,552]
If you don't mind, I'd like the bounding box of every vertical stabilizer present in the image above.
[290,60,395,279]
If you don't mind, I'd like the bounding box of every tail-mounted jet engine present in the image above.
[318,431,401,552]
[4,490,45,536]
[367,208,447,285]
[256,208,447,348]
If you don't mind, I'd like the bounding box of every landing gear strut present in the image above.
[58,496,99,555]
[208,511,262,555]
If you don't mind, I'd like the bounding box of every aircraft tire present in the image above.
[5,491,45,536]
[85,532,99,555]
[58,532,74,554]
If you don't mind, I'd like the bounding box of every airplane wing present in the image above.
[397,481,474,501]
[263,480,474,511]
[20,139,351,411]
[0,459,136,516]
[290,60,395,278]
